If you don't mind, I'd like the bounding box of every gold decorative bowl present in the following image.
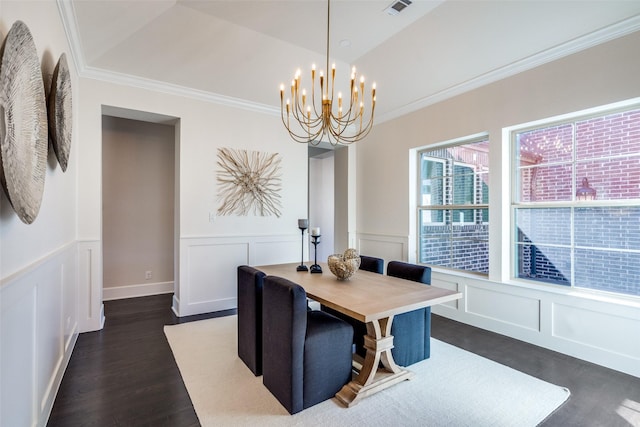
[327,249,361,280]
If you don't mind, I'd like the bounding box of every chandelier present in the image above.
[279,0,376,146]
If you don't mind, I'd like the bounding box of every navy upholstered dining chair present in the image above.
[386,261,432,367]
[237,265,266,376]
[262,275,353,414]
[359,255,384,274]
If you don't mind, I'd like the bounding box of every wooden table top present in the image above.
[256,262,462,323]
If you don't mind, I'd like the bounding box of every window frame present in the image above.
[415,133,490,275]
[508,100,640,297]
[419,156,446,226]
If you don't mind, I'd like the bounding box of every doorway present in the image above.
[101,111,178,301]
[308,147,335,261]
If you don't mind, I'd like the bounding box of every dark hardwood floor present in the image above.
[48,294,640,426]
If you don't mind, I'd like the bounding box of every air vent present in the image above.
[385,0,412,16]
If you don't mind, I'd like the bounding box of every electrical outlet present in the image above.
[209,212,216,223]
[145,271,152,280]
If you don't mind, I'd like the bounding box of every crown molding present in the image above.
[376,14,640,124]
[57,0,85,76]
[56,0,278,117]
[81,66,279,116]
[57,0,639,123]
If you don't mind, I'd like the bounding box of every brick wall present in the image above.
[515,109,640,295]
[420,224,489,273]
[420,142,489,273]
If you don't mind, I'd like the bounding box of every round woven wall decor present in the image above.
[0,20,48,224]
[48,52,72,172]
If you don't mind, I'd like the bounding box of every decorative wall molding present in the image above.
[56,0,640,124]
[77,240,104,332]
[357,233,640,378]
[56,0,277,116]
[433,274,640,379]
[174,233,300,317]
[0,243,78,427]
[376,14,640,124]
[357,233,408,267]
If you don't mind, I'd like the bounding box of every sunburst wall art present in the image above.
[216,147,282,217]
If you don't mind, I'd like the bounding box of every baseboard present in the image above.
[103,281,174,301]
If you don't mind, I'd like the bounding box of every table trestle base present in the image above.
[335,316,414,407]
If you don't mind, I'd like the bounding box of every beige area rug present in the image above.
[164,316,570,426]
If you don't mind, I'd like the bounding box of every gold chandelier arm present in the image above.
[325,102,376,145]
[278,0,376,146]
[281,104,325,144]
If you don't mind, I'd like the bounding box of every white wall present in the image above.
[309,153,335,261]
[0,1,79,426]
[76,73,309,319]
[2,3,638,427]
[356,31,640,377]
[335,145,357,251]
[1,1,309,425]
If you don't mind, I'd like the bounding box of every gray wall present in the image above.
[102,116,175,291]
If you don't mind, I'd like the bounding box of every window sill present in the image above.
[429,266,640,310]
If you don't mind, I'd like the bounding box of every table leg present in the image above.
[335,315,414,407]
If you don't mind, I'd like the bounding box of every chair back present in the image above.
[359,255,384,274]
[386,261,432,366]
[237,265,266,375]
[262,276,308,412]
[387,261,431,284]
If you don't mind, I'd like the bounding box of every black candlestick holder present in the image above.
[297,220,308,272]
[310,235,322,274]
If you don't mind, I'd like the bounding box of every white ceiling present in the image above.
[64,0,640,122]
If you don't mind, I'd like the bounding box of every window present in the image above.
[512,106,640,297]
[418,137,489,273]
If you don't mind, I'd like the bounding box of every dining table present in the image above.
[255,262,463,407]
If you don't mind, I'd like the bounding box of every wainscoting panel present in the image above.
[466,286,541,332]
[175,234,299,317]
[552,303,640,359]
[0,243,79,427]
[357,233,407,268]
[253,238,300,266]
[1,281,37,427]
[432,278,460,311]
[78,240,104,332]
[187,242,247,304]
[36,271,64,414]
[431,272,640,378]
[359,232,640,378]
